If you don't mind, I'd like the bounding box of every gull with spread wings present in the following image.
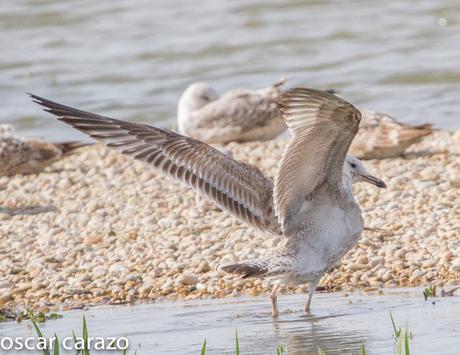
[30,89,386,316]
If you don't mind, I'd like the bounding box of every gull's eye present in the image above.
[350,163,357,168]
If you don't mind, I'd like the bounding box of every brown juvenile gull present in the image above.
[350,109,433,159]
[0,124,87,176]
[29,89,386,316]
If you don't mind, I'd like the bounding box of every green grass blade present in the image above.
[31,318,45,338]
[390,312,401,337]
[31,318,51,355]
[404,330,410,355]
[82,315,90,355]
[72,331,81,355]
[53,334,60,355]
[200,339,207,355]
[360,344,366,355]
[397,332,403,355]
[235,329,240,355]
[317,346,327,355]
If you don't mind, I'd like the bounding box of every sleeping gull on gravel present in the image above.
[177,78,287,143]
[350,109,433,159]
[0,124,87,176]
[178,80,431,158]
[30,89,386,316]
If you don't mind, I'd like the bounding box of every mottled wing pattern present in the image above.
[30,94,281,234]
[0,132,61,176]
[275,88,361,235]
[195,86,281,130]
[351,110,433,159]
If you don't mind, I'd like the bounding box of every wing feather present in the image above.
[275,88,361,235]
[29,94,280,234]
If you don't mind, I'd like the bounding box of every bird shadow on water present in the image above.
[0,204,56,216]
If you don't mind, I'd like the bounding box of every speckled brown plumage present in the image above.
[0,124,87,176]
[350,109,433,159]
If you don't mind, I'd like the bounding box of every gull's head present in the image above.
[345,154,386,188]
[178,82,218,111]
[0,124,14,137]
[177,83,219,134]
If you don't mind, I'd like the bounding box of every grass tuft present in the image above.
[423,285,436,301]
[276,344,287,355]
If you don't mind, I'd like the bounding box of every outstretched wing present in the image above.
[30,94,280,234]
[275,88,361,235]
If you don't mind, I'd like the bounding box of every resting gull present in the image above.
[350,109,433,159]
[0,124,87,176]
[177,78,290,143]
[178,80,431,159]
[30,89,386,315]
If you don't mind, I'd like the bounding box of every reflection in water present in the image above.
[1,289,459,354]
[271,315,366,355]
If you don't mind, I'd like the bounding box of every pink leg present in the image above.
[270,283,280,317]
[304,280,319,313]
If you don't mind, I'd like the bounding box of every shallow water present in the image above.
[1,0,459,140]
[1,289,460,354]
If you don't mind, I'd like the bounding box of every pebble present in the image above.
[449,258,460,272]
[177,274,199,286]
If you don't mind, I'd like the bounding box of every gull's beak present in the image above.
[361,174,387,189]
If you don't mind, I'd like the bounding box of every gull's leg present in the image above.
[304,280,319,313]
[270,283,280,317]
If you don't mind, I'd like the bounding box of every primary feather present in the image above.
[29,94,280,234]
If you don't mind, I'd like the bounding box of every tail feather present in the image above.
[411,123,433,130]
[397,127,432,144]
[220,258,292,279]
[55,141,93,154]
[220,262,269,278]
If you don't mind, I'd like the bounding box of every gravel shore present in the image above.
[0,130,458,314]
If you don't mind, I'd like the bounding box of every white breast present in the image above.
[294,196,364,279]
